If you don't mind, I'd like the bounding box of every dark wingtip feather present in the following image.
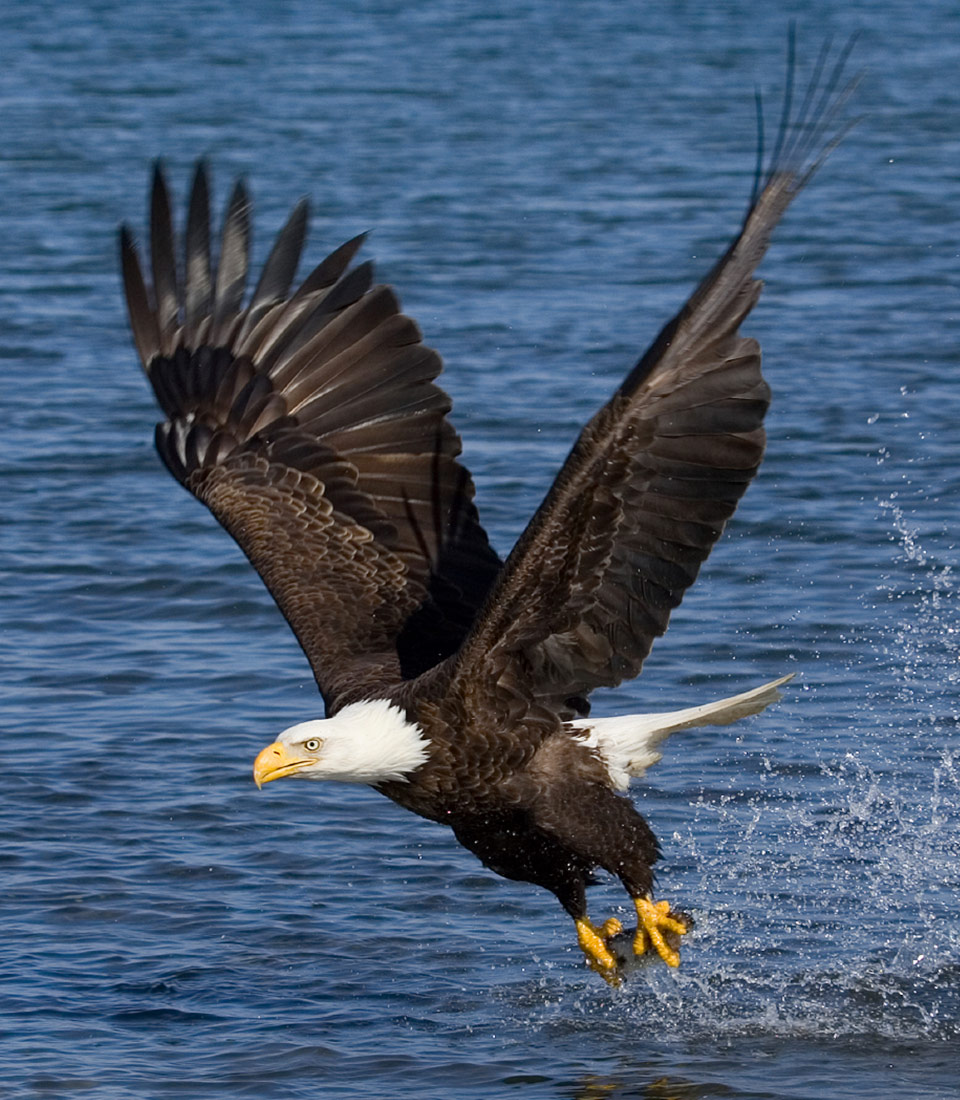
[754,30,861,208]
[120,224,160,368]
[150,159,167,206]
[184,161,213,334]
[621,35,857,401]
[250,197,309,311]
[312,259,376,319]
[212,177,252,332]
[766,23,797,177]
[295,231,368,299]
[749,88,764,211]
[150,161,179,347]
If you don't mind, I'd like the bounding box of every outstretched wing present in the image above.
[439,37,856,723]
[121,164,501,710]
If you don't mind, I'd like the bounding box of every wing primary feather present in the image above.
[792,38,861,191]
[184,161,213,341]
[294,232,368,299]
[234,233,367,354]
[119,226,160,368]
[766,23,796,178]
[211,178,251,341]
[786,34,830,147]
[249,197,309,311]
[314,260,376,316]
[620,33,858,401]
[149,163,179,350]
[760,30,860,199]
[250,262,378,380]
[749,87,765,212]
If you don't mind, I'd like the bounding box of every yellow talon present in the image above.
[633,896,690,968]
[575,917,621,985]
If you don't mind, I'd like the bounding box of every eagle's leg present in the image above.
[632,895,689,967]
[575,915,623,985]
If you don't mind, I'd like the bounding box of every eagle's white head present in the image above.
[252,698,431,787]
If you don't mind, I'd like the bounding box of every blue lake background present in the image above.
[1,1,958,1097]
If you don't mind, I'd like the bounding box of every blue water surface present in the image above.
[1,1,958,1097]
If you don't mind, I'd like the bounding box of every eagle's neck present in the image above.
[292,698,432,785]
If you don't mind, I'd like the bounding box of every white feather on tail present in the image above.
[570,673,795,790]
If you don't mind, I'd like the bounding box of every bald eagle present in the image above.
[120,42,854,982]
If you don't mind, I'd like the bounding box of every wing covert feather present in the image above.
[191,453,423,704]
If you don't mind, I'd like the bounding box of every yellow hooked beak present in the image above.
[253,741,312,788]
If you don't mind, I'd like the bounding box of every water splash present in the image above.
[520,499,960,1045]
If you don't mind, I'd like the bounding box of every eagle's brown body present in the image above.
[121,40,853,979]
[380,687,660,918]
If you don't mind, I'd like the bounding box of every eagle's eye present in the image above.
[304,738,321,752]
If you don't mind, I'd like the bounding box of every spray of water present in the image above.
[518,495,959,1044]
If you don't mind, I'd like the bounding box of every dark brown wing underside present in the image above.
[122,164,501,709]
[437,40,855,724]
[450,343,769,722]
[190,453,420,704]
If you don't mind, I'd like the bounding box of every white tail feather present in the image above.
[571,674,795,789]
